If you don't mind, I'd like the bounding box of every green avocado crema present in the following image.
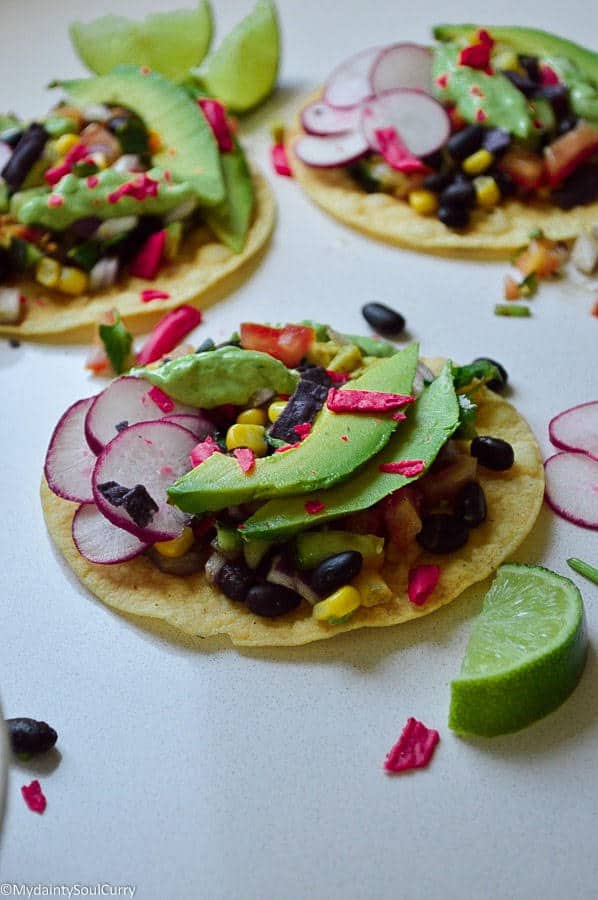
[241,363,460,541]
[12,167,195,231]
[168,343,419,514]
[132,346,299,408]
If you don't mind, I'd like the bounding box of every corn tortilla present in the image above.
[40,364,545,647]
[0,172,274,343]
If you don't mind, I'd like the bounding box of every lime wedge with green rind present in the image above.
[449,564,587,737]
[192,0,280,113]
[70,1,214,84]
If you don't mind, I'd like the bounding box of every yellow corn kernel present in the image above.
[352,570,392,608]
[35,257,61,288]
[313,586,361,623]
[148,129,163,154]
[225,423,268,456]
[57,266,89,296]
[408,189,439,216]
[154,526,195,558]
[492,50,521,73]
[474,175,501,208]
[462,148,494,176]
[306,340,340,368]
[90,152,108,170]
[268,400,287,423]
[54,133,80,157]
[328,343,362,373]
[237,408,267,426]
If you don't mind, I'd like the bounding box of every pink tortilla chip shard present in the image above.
[379,459,425,477]
[408,564,440,606]
[384,718,440,774]
[233,447,256,474]
[190,435,221,467]
[327,389,414,414]
[21,779,47,814]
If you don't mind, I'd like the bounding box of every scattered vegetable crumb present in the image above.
[384,718,440,774]
[379,460,425,477]
[567,557,598,585]
[140,289,171,303]
[21,780,47,814]
[407,564,440,605]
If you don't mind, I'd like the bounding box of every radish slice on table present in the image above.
[544,452,598,529]
[163,413,214,440]
[294,131,369,168]
[324,46,383,108]
[85,376,196,454]
[300,101,361,136]
[361,89,450,156]
[92,420,197,542]
[44,396,97,503]
[549,401,598,461]
[371,43,433,96]
[72,503,150,564]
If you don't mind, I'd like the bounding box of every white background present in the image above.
[0,1,597,898]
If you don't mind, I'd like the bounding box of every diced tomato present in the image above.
[498,150,545,191]
[418,454,478,507]
[504,274,521,300]
[544,122,598,187]
[239,323,315,368]
[515,237,565,278]
[383,488,423,553]
[85,345,110,375]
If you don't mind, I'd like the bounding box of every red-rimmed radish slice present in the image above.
[371,43,433,96]
[92,420,197,542]
[72,503,150,564]
[300,101,361,136]
[293,131,369,168]
[549,401,598,461]
[361,89,450,156]
[85,375,196,454]
[544,451,598,530]
[323,45,383,109]
[163,413,214,440]
[44,396,97,503]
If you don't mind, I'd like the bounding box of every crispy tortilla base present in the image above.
[41,366,545,647]
[0,172,274,343]
[287,96,597,259]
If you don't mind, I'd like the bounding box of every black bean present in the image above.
[1,123,48,191]
[535,84,569,120]
[311,551,363,597]
[518,55,541,83]
[361,302,406,336]
[471,357,508,393]
[0,127,24,148]
[492,169,517,198]
[217,560,255,602]
[437,204,470,229]
[420,149,444,170]
[440,179,476,209]
[471,436,515,471]
[552,164,598,210]
[482,128,511,156]
[246,583,302,617]
[557,117,578,136]
[416,514,469,554]
[8,339,20,348]
[196,338,216,353]
[455,481,487,528]
[6,718,57,756]
[446,124,484,161]
[423,169,454,193]
[500,70,537,97]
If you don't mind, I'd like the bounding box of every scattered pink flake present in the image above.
[379,459,425,477]
[164,170,172,183]
[540,64,560,85]
[47,194,64,207]
[592,299,598,318]
[293,422,312,439]
[327,388,414,414]
[44,142,87,185]
[435,72,448,89]
[475,108,488,123]
[407,565,440,606]
[469,85,485,98]
[476,28,494,47]
[375,127,428,174]
[271,144,293,177]
[87,174,99,189]
[140,65,152,75]
[160,465,174,477]
[190,435,221,467]
[458,42,492,70]
[233,447,256,474]
[21,780,47,814]
[305,499,325,515]
[108,172,159,204]
[19,294,27,305]
[274,443,298,453]
[341,434,349,442]
[392,411,407,422]
[147,385,174,413]
[140,289,170,303]
[384,718,439,773]
[326,370,350,384]
[198,99,233,152]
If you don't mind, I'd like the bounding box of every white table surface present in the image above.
[1,1,597,897]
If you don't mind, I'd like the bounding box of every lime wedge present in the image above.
[449,564,587,737]
[70,1,214,83]
[192,0,280,113]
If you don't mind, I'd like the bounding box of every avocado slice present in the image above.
[203,137,254,252]
[168,343,419,514]
[241,362,459,541]
[57,67,224,206]
[132,346,299,408]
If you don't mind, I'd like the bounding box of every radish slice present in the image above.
[300,101,361,136]
[163,413,214,440]
[361,89,451,156]
[44,396,98,503]
[72,503,150,564]
[549,401,598,461]
[92,420,197,542]
[294,131,369,168]
[324,46,383,109]
[370,43,433,96]
[544,452,598,529]
[85,376,196,454]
